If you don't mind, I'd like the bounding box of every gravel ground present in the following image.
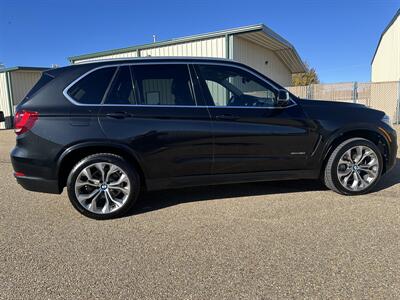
[0,128,399,299]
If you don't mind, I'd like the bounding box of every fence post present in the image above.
[397,79,400,124]
[353,82,358,103]
[307,84,312,99]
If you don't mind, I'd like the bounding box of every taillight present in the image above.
[14,110,39,135]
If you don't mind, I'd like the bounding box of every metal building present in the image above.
[0,67,47,129]
[68,24,306,86]
[372,9,400,82]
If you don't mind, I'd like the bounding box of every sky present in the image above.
[0,0,399,83]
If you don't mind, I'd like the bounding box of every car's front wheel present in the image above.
[67,153,140,219]
[324,138,383,195]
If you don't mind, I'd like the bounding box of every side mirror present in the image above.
[277,90,290,106]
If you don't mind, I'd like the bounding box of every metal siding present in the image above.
[0,73,10,129]
[68,24,304,72]
[74,50,138,64]
[205,81,227,106]
[372,16,400,82]
[141,79,172,105]
[10,71,42,107]
[238,32,304,73]
[140,37,226,58]
[232,36,292,86]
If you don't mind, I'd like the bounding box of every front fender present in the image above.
[314,123,393,174]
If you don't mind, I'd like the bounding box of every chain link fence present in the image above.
[287,81,400,124]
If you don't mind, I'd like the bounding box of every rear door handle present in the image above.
[106,112,133,119]
[215,114,240,121]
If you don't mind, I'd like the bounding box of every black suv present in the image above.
[11,58,397,219]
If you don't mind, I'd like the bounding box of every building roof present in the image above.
[371,9,400,64]
[68,24,306,73]
[0,66,48,73]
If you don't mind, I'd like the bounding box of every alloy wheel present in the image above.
[74,162,131,214]
[336,145,380,192]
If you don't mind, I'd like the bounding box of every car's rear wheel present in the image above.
[324,138,382,195]
[67,153,140,219]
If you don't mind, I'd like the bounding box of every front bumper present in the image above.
[381,125,398,173]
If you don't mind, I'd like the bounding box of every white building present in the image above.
[372,9,400,82]
[69,24,305,86]
[0,67,47,129]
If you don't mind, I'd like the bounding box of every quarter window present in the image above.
[133,64,196,106]
[197,64,277,107]
[68,67,117,104]
[104,66,136,105]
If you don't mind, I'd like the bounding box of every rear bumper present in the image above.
[15,175,61,194]
[11,147,62,194]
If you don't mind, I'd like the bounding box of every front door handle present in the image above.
[106,112,132,119]
[215,114,240,121]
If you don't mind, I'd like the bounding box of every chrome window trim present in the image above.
[64,66,118,106]
[63,61,297,110]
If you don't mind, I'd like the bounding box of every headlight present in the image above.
[382,114,392,126]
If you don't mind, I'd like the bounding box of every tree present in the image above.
[292,62,319,86]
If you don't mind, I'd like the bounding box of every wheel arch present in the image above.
[57,141,147,192]
[321,128,390,175]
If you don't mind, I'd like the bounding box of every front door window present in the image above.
[197,64,277,107]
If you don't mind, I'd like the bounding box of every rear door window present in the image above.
[104,66,136,105]
[132,64,196,106]
[67,67,117,104]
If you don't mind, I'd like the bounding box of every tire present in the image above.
[67,153,140,219]
[324,138,383,195]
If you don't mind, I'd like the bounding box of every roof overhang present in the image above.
[371,9,400,65]
[235,25,306,73]
[0,66,48,73]
[68,24,306,73]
